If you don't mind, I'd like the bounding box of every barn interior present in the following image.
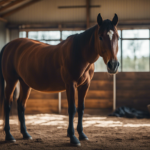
[0,0,150,149]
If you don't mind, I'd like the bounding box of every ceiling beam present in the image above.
[58,5,100,9]
[0,0,12,6]
[0,17,7,22]
[86,0,90,29]
[1,0,41,18]
[0,0,24,13]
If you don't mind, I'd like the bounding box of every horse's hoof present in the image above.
[5,133,16,142]
[23,136,32,140]
[79,132,89,141]
[70,135,81,147]
[71,142,81,147]
[23,132,32,140]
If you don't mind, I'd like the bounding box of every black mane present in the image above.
[99,19,114,32]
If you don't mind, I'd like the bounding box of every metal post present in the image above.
[58,92,61,114]
[120,30,122,71]
[113,74,116,111]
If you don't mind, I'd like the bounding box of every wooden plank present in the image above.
[116,98,150,111]
[26,99,58,107]
[25,107,58,114]
[61,90,113,99]
[26,99,58,114]
[116,72,150,80]
[92,72,113,81]
[61,99,112,109]
[0,0,12,6]
[117,90,150,98]
[90,80,113,90]
[86,90,113,99]
[0,17,7,22]
[0,0,24,13]
[1,0,41,18]
[29,89,58,99]
[117,80,150,90]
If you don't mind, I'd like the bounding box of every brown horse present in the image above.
[0,13,119,146]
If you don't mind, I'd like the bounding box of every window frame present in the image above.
[19,28,150,72]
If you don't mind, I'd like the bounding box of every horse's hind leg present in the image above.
[17,79,32,139]
[4,79,18,142]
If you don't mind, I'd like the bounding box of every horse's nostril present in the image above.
[107,60,119,70]
[107,61,112,69]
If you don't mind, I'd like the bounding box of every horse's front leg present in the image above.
[77,80,90,140]
[66,83,81,146]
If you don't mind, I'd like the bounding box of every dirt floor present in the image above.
[0,114,150,150]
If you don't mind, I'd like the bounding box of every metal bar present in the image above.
[121,38,150,40]
[149,29,150,71]
[28,39,60,41]
[58,92,61,114]
[113,74,116,111]
[26,31,28,38]
[120,30,123,71]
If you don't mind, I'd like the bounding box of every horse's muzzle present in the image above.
[107,60,119,74]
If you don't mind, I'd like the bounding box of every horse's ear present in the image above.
[97,13,103,26]
[112,13,118,26]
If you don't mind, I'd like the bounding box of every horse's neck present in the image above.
[77,25,99,64]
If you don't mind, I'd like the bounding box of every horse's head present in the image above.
[97,13,119,74]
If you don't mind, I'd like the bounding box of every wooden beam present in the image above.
[1,0,41,18]
[0,0,24,13]
[0,16,7,22]
[86,0,90,29]
[58,5,100,9]
[0,0,12,6]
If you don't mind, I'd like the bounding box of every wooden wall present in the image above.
[61,72,113,114]
[25,72,113,114]
[26,90,58,114]
[19,72,150,114]
[116,72,150,111]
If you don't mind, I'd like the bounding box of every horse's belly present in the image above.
[22,69,66,93]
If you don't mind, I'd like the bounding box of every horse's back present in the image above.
[1,38,67,92]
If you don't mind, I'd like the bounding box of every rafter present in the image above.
[0,0,12,6]
[0,16,7,22]
[1,0,41,18]
[0,0,24,13]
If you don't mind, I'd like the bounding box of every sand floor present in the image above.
[0,114,150,150]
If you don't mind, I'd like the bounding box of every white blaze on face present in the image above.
[107,30,114,40]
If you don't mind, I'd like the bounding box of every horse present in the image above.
[0,13,119,146]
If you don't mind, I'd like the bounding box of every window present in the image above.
[28,31,60,45]
[62,30,84,40]
[19,29,150,72]
[19,31,26,38]
[122,29,149,72]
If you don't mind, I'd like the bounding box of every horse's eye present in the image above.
[99,36,103,41]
